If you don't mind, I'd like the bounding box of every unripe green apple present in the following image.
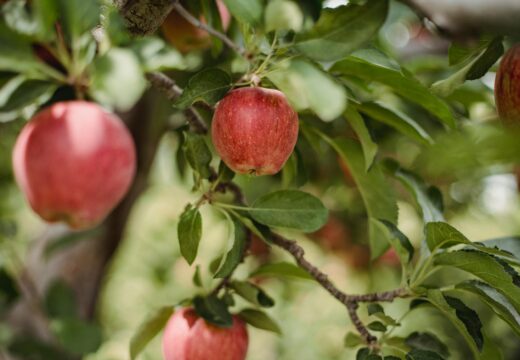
[162,308,248,360]
[161,0,231,54]
[12,101,136,229]
[495,45,520,124]
[212,87,299,175]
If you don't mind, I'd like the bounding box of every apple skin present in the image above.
[162,0,231,54]
[212,87,299,175]
[162,308,248,360]
[12,101,136,230]
[495,45,520,124]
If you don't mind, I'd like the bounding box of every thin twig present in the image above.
[172,1,248,57]
[269,233,409,344]
[145,72,208,134]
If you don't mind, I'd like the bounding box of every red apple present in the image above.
[12,101,136,230]
[162,307,248,360]
[495,44,520,124]
[212,87,299,175]
[162,0,231,54]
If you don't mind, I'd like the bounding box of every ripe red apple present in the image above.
[12,101,136,230]
[495,45,520,124]
[162,307,248,360]
[162,0,231,54]
[212,87,299,175]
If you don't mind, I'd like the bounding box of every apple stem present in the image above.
[171,1,249,58]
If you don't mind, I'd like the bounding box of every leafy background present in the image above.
[2,0,520,359]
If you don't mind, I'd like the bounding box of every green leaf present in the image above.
[331,138,398,258]
[426,290,482,356]
[483,237,520,260]
[425,222,471,251]
[222,0,262,25]
[480,332,503,360]
[0,80,57,123]
[265,0,303,32]
[177,207,203,265]
[344,106,377,170]
[238,308,281,335]
[355,102,432,145]
[366,304,399,326]
[367,304,384,316]
[267,59,347,122]
[193,295,233,327]
[0,23,53,76]
[425,222,517,263]
[384,161,444,223]
[456,280,520,337]
[217,160,235,183]
[130,306,173,360]
[230,281,275,308]
[55,0,100,42]
[182,132,212,180]
[406,349,445,360]
[214,219,247,278]
[295,0,388,61]
[249,262,313,280]
[51,319,102,355]
[3,0,40,37]
[405,332,449,358]
[44,280,77,319]
[375,220,414,263]
[434,250,520,313]
[0,75,25,107]
[432,37,503,96]
[89,48,146,112]
[175,68,232,109]
[344,332,363,348]
[248,190,328,233]
[367,321,386,332]
[229,212,270,242]
[192,265,203,287]
[331,56,455,128]
[0,268,18,312]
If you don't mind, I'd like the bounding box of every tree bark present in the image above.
[114,0,174,36]
[400,0,520,38]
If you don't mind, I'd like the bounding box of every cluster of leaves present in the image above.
[2,0,520,359]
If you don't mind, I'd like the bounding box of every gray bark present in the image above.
[401,0,520,37]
